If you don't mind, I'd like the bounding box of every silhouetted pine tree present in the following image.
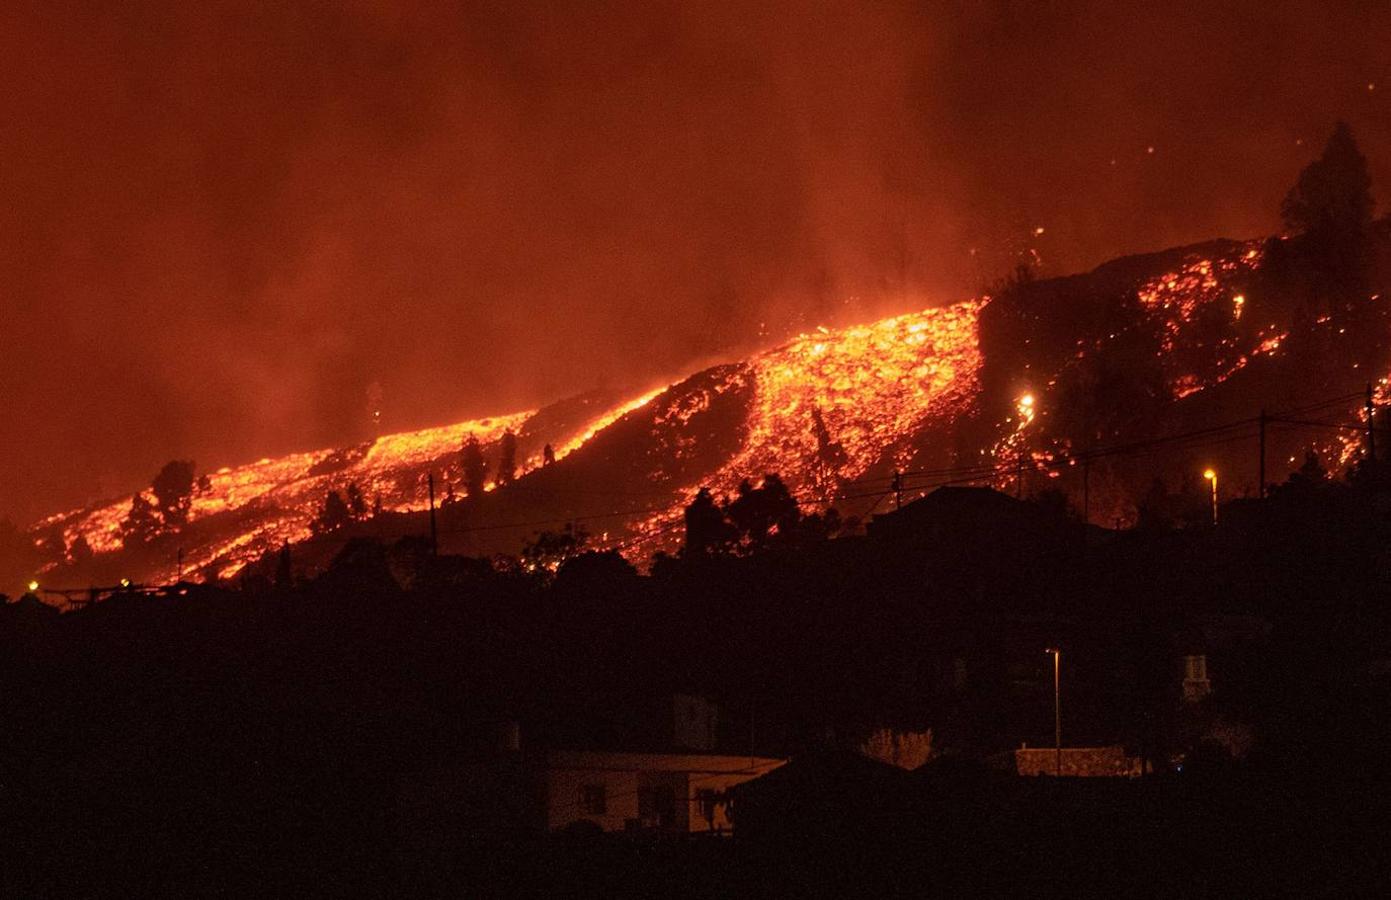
[1278,122,1377,344]
[68,534,94,566]
[1280,449,1330,493]
[274,542,293,588]
[345,482,368,519]
[462,437,488,498]
[497,430,518,486]
[1281,122,1373,239]
[151,460,196,529]
[312,490,353,535]
[682,487,734,556]
[120,494,161,545]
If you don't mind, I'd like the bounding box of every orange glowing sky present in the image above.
[3,1,1391,524]
[32,231,1293,583]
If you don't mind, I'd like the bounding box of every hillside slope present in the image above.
[15,225,1391,592]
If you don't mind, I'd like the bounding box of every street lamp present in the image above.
[27,580,39,593]
[1202,468,1218,526]
[1045,648,1062,776]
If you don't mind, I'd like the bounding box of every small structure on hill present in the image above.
[988,745,1146,778]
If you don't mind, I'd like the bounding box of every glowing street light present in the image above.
[27,580,39,593]
[1045,648,1062,776]
[1203,468,1218,526]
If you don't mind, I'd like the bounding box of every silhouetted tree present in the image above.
[991,261,1035,296]
[461,437,488,498]
[554,549,638,590]
[1346,450,1391,491]
[34,525,67,566]
[1281,122,1373,239]
[543,443,556,466]
[68,534,94,566]
[497,430,518,486]
[372,494,384,517]
[1277,122,1376,338]
[683,488,735,556]
[151,460,196,529]
[1278,449,1331,495]
[345,482,368,519]
[274,542,293,589]
[312,490,353,535]
[1031,487,1075,521]
[726,474,801,550]
[1136,478,1174,531]
[240,547,276,593]
[810,408,847,472]
[119,493,161,545]
[520,522,588,573]
[797,507,843,544]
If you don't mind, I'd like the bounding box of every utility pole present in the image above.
[1047,648,1062,777]
[1082,458,1090,526]
[427,472,439,557]
[892,470,903,510]
[1366,384,1377,463]
[176,547,183,583]
[1258,409,1267,499]
[749,699,756,768]
[1055,649,1062,778]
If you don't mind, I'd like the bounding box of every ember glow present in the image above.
[539,388,666,469]
[712,303,982,495]
[1136,244,1268,397]
[626,301,983,551]
[36,412,531,577]
[22,236,1386,581]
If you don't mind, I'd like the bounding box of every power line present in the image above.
[33,387,1381,598]
[1268,417,1364,432]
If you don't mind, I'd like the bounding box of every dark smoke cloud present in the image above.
[2,0,1389,521]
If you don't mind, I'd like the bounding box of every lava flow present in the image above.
[30,233,1369,585]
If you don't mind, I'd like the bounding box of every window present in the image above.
[638,784,675,824]
[580,783,607,816]
[696,788,719,827]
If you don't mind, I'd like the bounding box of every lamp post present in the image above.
[1046,648,1061,776]
[1203,468,1218,526]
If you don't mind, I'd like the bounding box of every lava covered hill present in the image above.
[16,223,1391,592]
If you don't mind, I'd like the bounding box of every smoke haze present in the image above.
[3,0,1390,521]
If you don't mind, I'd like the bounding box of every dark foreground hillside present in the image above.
[5,459,1391,896]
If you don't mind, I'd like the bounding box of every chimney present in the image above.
[1181,654,1211,703]
[498,720,521,754]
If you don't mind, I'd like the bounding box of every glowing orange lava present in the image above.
[32,238,1345,583]
[626,301,984,553]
